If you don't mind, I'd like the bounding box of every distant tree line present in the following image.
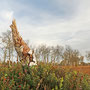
[0,30,14,62]
[35,44,85,66]
[0,30,90,66]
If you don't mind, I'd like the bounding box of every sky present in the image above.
[0,0,90,56]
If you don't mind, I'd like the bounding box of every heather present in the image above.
[0,61,89,90]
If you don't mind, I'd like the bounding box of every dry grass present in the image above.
[61,66,90,75]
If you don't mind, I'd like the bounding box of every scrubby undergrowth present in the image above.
[0,61,90,90]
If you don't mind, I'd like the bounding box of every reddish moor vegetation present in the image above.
[61,66,90,75]
[0,61,90,90]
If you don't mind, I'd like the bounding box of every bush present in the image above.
[0,61,89,90]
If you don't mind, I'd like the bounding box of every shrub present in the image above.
[0,61,89,90]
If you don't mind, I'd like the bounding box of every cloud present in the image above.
[0,10,13,20]
[0,10,14,35]
[0,0,90,55]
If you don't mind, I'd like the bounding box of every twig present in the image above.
[36,78,43,90]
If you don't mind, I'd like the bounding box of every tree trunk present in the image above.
[3,48,7,63]
[10,19,33,66]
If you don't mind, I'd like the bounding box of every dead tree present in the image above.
[10,19,36,66]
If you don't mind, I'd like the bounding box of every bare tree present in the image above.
[35,45,51,63]
[38,45,49,63]
[86,51,90,61]
[51,45,64,64]
[0,46,7,62]
[45,46,51,63]
[40,45,47,62]
[35,45,64,64]
[10,19,36,66]
[35,47,41,62]
[0,30,14,62]
[62,45,82,66]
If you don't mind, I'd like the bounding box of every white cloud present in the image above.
[0,10,14,33]
[17,0,90,53]
[0,0,90,55]
[0,10,13,20]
